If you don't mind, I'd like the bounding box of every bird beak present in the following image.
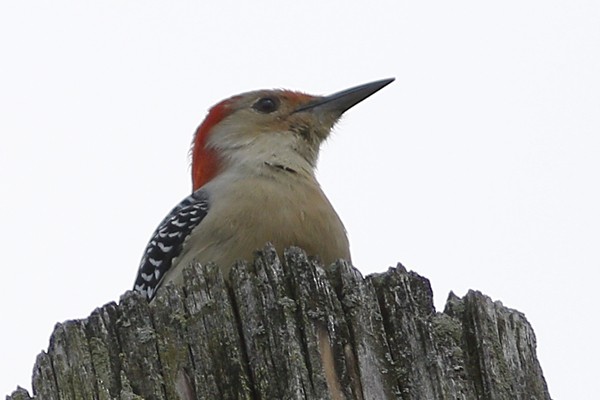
[294,78,395,116]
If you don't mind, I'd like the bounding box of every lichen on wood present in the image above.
[6,245,551,400]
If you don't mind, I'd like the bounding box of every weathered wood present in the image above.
[6,246,551,400]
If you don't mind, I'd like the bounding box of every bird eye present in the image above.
[252,96,280,114]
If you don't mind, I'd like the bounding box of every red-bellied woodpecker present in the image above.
[134,78,395,300]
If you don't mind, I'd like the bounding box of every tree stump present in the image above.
[6,245,551,400]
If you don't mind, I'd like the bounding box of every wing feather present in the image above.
[133,189,209,300]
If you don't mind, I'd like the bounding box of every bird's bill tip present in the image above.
[294,77,395,115]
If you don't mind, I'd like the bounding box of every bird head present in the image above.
[191,78,394,190]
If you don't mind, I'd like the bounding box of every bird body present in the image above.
[163,172,349,289]
[134,79,394,300]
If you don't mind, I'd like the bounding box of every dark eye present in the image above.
[252,96,280,114]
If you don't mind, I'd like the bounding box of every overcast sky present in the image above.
[1,1,599,398]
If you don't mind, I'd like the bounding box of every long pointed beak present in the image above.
[294,78,395,115]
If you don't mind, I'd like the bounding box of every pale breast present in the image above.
[168,173,350,283]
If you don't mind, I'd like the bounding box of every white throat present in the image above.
[208,128,317,179]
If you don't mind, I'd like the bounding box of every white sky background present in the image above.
[1,1,598,398]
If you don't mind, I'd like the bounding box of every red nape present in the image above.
[191,97,238,190]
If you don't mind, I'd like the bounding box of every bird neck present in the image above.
[193,126,320,189]
[223,143,317,182]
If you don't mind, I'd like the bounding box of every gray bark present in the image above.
[6,245,551,400]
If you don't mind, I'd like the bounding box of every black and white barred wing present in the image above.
[134,189,209,300]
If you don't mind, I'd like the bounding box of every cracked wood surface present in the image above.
[6,246,551,400]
